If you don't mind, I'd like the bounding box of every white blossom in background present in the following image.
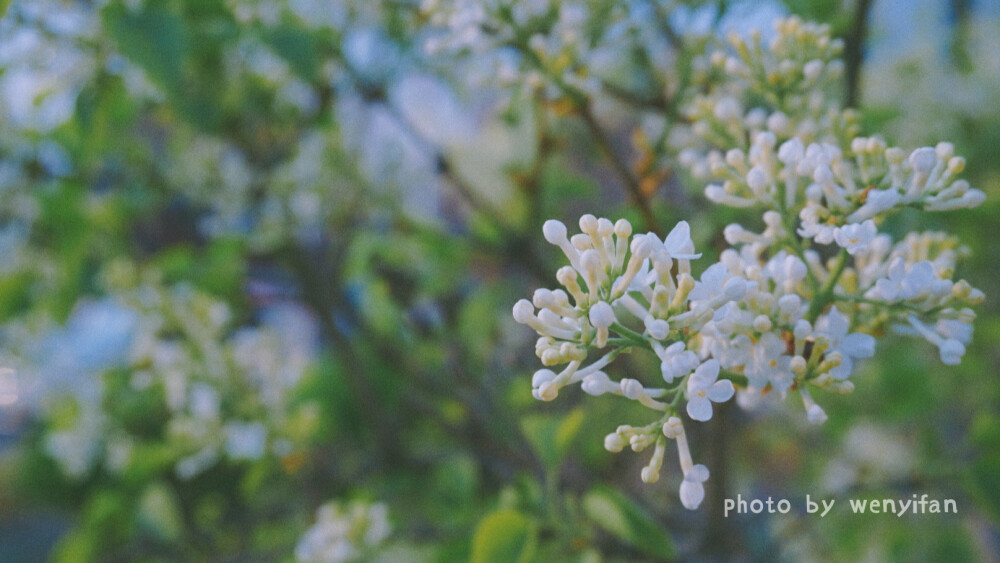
[2,277,320,482]
[295,500,391,563]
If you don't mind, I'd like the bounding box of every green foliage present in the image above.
[582,485,675,560]
[968,413,1000,523]
[520,408,585,473]
[103,3,188,95]
[470,509,538,563]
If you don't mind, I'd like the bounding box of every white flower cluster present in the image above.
[295,500,391,563]
[508,11,984,512]
[421,0,679,99]
[514,204,982,508]
[680,16,855,160]
[422,0,612,97]
[514,215,740,508]
[123,284,318,480]
[8,279,319,482]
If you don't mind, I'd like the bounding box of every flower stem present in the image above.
[610,323,653,350]
[807,247,849,323]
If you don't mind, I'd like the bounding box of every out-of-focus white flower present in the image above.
[834,220,877,255]
[813,308,875,380]
[224,421,268,461]
[295,500,391,563]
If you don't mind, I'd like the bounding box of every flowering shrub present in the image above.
[514,16,984,510]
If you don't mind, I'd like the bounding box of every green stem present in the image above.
[610,322,654,350]
[806,248,850,323]
[836,293,945,316]
[775,194,820,294]
[719,369,749,388]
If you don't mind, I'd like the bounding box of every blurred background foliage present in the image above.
[0,0,997,561]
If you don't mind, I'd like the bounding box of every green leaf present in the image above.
[583,485,675,560]
[137,482,184,542]
[103,3,188,94]
[520,408,585,471]
[263,24,319,81]
[967,413,1000,523]
[469,509,537,563]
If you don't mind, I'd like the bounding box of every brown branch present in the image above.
[843,0,874,108]
[578,103,660,235]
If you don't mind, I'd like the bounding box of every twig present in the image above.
[843,0,874,108]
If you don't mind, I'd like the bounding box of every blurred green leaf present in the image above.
[103,3,188,94]
[263,24,319,81]
[967,413,1000,523]
[0,271,34,320]
[138,482,184,542]
[520,408,585,471]
[582,485,675,560]
[469,509,537,563]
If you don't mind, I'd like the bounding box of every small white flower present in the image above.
[224,421,268,461]
[869,258,936,301]
[938,339,965,365]
[679,464,710,509]
[295,501,390,563]
[847,188,900,222]
[688,263,727,302]
[814,308,876,380]
[658,342,699,383]
[744,332,793,392]
[661,221,701,260]
[685,360,735,421]
[834,220,877,255]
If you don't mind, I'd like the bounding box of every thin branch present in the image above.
[578,103,660,235]
[843,0,874,108]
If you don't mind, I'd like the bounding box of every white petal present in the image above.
[680,478,705,509]
[830,356,853,380]
[819,307,849,339]
[688,463,710,482]
[691,359,721,387]
[702,263,728,287]
[770,370,794,394]
[841,333,875,358]
[708,380,735,402]
[663,221,691,254]
[687,396,713,421]
[806,404,828,424]
[875,278,898,301]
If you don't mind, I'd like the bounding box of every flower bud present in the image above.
[589,301,616,328]
[908,147,937,174]
[543,220,567,245]
[512,300,535,323]
[604,433,626,452]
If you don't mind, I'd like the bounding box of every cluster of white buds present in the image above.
[698,133,985,253]
[720,17,845,103]
[514,215,755,508]
[295,500,391,563]
[680,16,857,165]
[515,203,982,508]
